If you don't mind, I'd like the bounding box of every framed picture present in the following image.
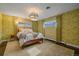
[17,22,32,28]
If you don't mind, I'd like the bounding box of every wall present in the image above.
[38,21,43,33]
[62,9,79,47]
[32,21,38,32]
[0,13,2,40]
[56,15,62,42]
[0,14,17,40]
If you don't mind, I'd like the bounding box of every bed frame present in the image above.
[21,38,43,48]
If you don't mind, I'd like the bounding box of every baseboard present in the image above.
[45,38,79,56]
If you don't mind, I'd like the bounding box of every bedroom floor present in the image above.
[4,40,74,56]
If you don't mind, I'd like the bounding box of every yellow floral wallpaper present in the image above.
[0,14,17,40]
[62,9,79,46]
[0,13,2,40]
[37,21,43,34]
[32,21,38,32]
[56,15,62,42]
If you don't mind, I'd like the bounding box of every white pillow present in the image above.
[22,29,33,34]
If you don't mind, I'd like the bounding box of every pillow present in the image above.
[22,29,33,34]
[33,32,38,38]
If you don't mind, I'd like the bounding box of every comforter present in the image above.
[17,32,44,46]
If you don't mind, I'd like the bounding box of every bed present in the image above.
[17,29,44,48]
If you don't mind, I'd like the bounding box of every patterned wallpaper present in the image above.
[1,14,17,40]
[32,21,38,32]
[56,15,62,42]
[62,9,79,47]
[0,14,2,40]
[37,21,43,34]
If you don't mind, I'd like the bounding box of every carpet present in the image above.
[27,47,41,56]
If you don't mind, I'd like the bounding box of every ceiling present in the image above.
[0,3,79,20]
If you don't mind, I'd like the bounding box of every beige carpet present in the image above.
[4,40,74,56]
[27,47,41,56]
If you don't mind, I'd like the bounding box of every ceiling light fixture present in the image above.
[29,12,39,21]
[26,6,42,21]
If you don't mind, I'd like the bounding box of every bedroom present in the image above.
[0,3,79,56]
